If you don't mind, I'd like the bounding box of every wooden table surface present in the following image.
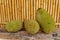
[0,30,59,40]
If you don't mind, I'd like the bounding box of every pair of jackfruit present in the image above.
[5,20,40,34]
[5,8,55,34]
[24,8,55,34]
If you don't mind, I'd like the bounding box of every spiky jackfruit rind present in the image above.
[36,8,55,34]
[24,20,40,34]
[6,20,23,32]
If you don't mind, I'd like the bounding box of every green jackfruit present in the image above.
[36,8,55,34]
[24,20,40,34]
[5,20,23,32]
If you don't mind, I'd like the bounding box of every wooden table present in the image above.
[0,30,60,40]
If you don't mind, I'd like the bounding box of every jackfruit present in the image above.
[36,8,55,34]
[5,20,23,32]
[24,20,40,34]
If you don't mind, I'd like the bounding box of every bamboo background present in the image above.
[0,0,60,30]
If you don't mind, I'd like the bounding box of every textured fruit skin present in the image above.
[36,8,55,34]
[6,20,23,32]
[24,20,40,34]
